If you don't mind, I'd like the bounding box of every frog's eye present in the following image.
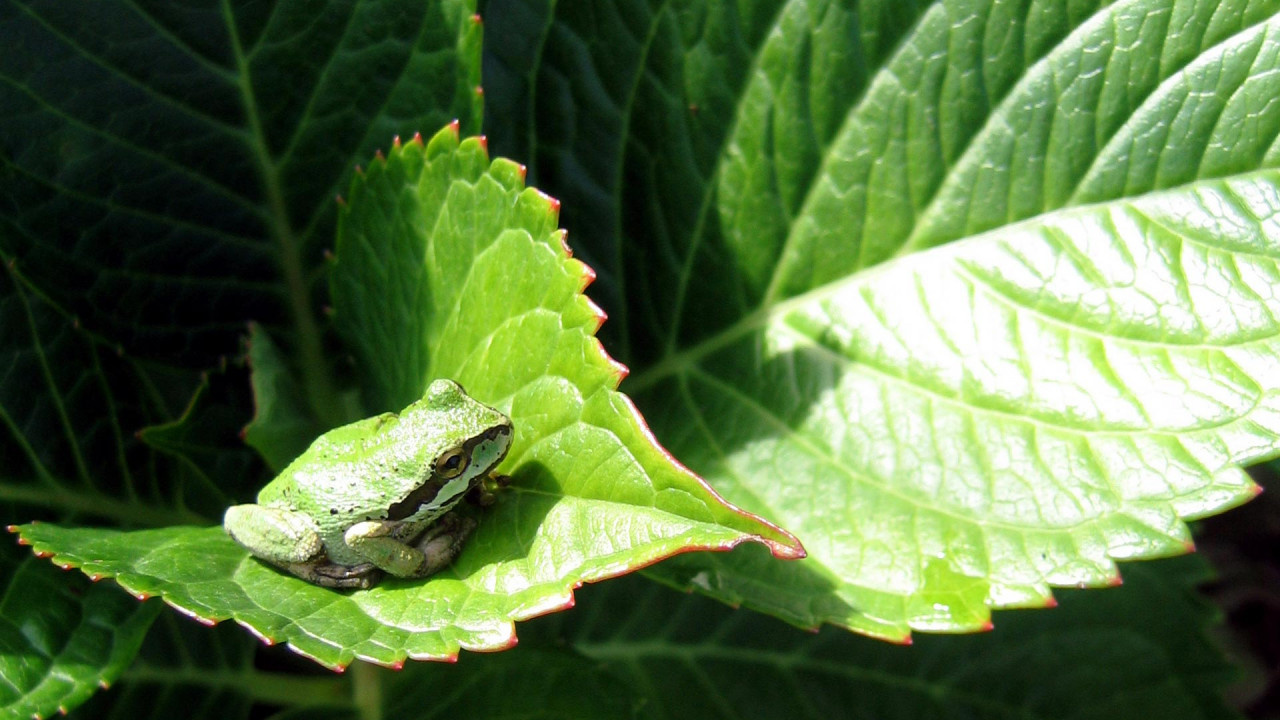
[435,448,470,479]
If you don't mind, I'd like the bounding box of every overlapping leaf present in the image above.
[0,0,483,369]
[2,0,486,707]
[13,125,803,670]
[525,555,1240,720]
[0,546,160,720]
[484,0,1280,637]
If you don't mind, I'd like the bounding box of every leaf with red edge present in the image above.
[11,124,803,671]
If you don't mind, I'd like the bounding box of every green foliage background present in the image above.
[3,0,1279,718]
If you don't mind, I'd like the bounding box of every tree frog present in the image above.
[223,379,513,589]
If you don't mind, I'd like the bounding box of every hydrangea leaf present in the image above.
[636,172,1277,639]
[0,0,483,369]
[0,547,160,720]
[485,0,1280,638]
[240,324,328,473]
[11,124,802,670]
[526,555,1240,720]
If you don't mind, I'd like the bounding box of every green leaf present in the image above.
[485,0,1280,637]
[0,260,224,527]
[85,607,634,720]
[21,523,1238,719]
[0,0,483,373]
[240,324,328,472]
[640,171,1278,638]
[77,613,350,720]
[1,0,488,699]
[526,555,1241,720]
[0,545,160,720]
[11,125,803,671]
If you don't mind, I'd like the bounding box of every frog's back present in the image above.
[258,413,424,525]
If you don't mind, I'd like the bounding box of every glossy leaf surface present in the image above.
[485,0,1280,637]
[0,548,160,720]
[12,126,802,670]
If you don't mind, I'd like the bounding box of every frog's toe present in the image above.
[304,562,383,589]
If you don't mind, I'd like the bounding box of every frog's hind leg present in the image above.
[344,514,477,579]
[224,504,380,588]
[224,504,324,564]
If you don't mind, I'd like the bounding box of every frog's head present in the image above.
[385,379,513,522]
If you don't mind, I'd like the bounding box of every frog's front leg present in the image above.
[467,472,512,507]
[343,514,477,578]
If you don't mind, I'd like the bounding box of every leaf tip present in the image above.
[470,12,482,25]
[477,135,488,152]
[235,619,277,647]
[552,229,573,260]
[614,392,805,557]
[392,135,402,149]
[411,131,424,146]
[166,599,217,626]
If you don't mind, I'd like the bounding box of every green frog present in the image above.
[223,379,512,588]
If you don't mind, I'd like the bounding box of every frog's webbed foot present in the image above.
[344,514,477,579]
[290,561,382,589]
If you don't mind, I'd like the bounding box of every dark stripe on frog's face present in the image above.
[385,477,446,521]
[384,424,512,522]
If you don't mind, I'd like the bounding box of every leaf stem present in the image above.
[351,660,383,720]
[122,665,350,708]
[0,482,208,527]
[220,0,344,428]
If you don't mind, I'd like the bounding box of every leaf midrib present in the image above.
[627,169,1280,397]
[219,0,341,427]
[646,2,1280,398]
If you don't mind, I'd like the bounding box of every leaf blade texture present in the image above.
[484,0,1280,637]
[0,548,160,720]
[11,125,802,670]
